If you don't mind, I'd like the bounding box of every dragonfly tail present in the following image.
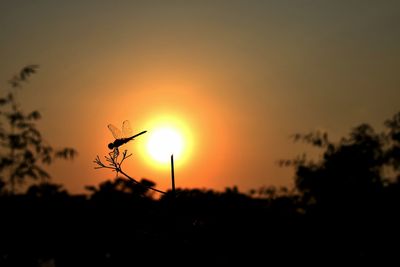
[130,130,147,140]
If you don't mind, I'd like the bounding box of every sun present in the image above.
[146,127,184,163]
[136,115,194,168]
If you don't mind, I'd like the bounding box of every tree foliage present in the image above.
[0,65,77,194]
[282,112,400,211]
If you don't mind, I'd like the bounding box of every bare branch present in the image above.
[93,148,166,195]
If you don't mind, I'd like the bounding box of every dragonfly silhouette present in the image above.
[107,120,147,150]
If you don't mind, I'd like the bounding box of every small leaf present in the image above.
[28,111,41,120]
[55,148,78,160]
[20,64,39,81]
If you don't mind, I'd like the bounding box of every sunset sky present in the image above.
[1,0,399,194]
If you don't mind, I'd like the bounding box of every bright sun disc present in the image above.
[146,127,184,163]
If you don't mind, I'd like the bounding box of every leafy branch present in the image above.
[0,65,77,194]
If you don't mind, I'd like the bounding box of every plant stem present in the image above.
[171,154,175,198]
[118,169,166,195]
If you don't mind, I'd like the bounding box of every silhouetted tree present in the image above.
[0,65,77,194]
[249,185,292,199]
[282,112,400,213]
[384,112,400,179]
[26,182,69,199]
[85,177,156,201]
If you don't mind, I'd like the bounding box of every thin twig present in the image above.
[94,149,166,195]
[118,169,166,194]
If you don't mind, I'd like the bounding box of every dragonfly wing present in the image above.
[122,120,133,138]
[108,124,123,140]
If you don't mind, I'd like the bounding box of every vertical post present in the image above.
[170,154,176,239]
[171,154,175,198]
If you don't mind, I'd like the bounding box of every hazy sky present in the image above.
[1,0,399,194]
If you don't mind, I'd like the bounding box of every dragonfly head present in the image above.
[108,143,114,149]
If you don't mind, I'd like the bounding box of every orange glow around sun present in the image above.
[111,80,235,190]
[137,115,194,170]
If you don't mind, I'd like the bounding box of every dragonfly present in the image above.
[107,120,147,150]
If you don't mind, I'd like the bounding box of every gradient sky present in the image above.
[1,0,399,194]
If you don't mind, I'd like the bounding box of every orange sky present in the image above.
[1,1,400,194]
